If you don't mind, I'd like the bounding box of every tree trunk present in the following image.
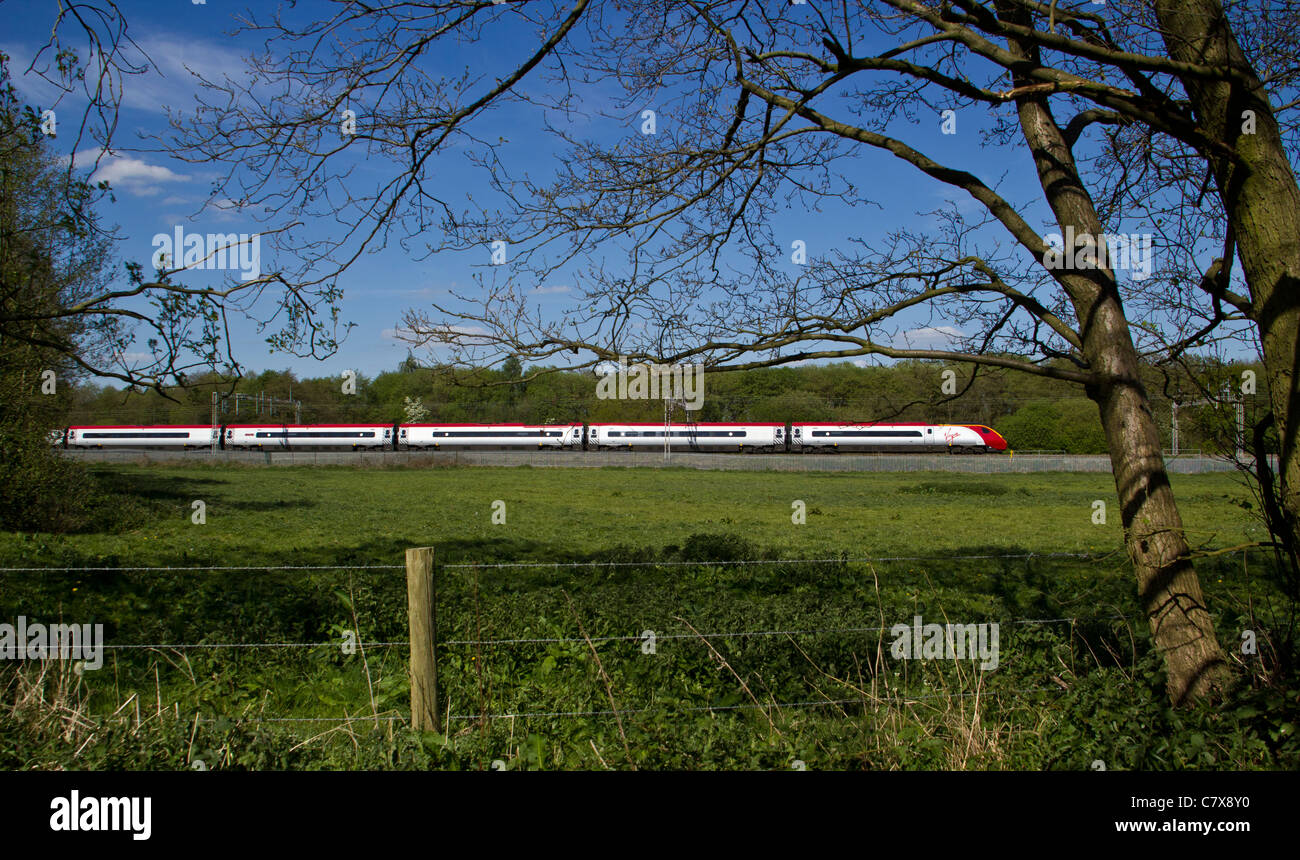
[999,2,1231,703]
[1093,373,1230,704]
[1155,0,1300,556]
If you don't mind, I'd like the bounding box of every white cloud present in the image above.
[447,323,490,336]
[203,197,247,222]
[893,325,966,351]
[6,35,250,114]
[533,284,570,295]
[368,279,459,298]
[109,351,153,367]
[72,148,187,196]
[119,37,251,113]
[370,286,442,297]
[93,157,185,195]
[381,323,488,342]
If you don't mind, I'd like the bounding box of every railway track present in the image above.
[58,448,1252,474]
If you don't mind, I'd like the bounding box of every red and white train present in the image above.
[55,421,1009,453]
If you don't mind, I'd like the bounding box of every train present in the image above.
[54,421,1010,453]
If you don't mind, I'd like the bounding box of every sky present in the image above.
[1,0,1247,384]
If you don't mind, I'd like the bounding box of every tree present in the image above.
[0,63,111,529]
[1148,0,1300,575]
[403,395,430,424]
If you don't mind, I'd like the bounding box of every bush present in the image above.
[999,399,1107,453]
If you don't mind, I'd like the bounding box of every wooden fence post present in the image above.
[406,546,439,732]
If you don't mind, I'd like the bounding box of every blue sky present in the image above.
[2,0,1245,383]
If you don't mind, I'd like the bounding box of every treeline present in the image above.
[61,357,1265,455]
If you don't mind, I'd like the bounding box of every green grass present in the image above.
[0,464,1265,566]
[1,464,1294,771]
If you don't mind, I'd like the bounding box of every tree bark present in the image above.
[1155,0,1300,556]
[1000,2,1231,703]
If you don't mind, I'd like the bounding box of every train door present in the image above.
[686,423,700,452]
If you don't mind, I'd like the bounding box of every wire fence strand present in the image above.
[0,564,405,572]
[445,686,1066,722]
[75,685,1066,727]
[3,550,1155,738]
[74,685,1067,726]
[88,613,1136,651]
[0,551,1110,574]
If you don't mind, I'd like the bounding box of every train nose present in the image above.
[968,425,1009,451]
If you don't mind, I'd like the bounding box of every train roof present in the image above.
[588,422,784,427]
[791,422,989,427]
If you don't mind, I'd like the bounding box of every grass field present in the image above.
[0,464,1266,564]
[1,464,1295,770]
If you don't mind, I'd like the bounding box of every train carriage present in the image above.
[399,423,583,450]
[588,422,784,451]
[791,422,1007,452]
[223,423,392,449]
[66,425,218,448]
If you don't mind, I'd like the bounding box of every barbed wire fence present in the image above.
[0,549,1184,743]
